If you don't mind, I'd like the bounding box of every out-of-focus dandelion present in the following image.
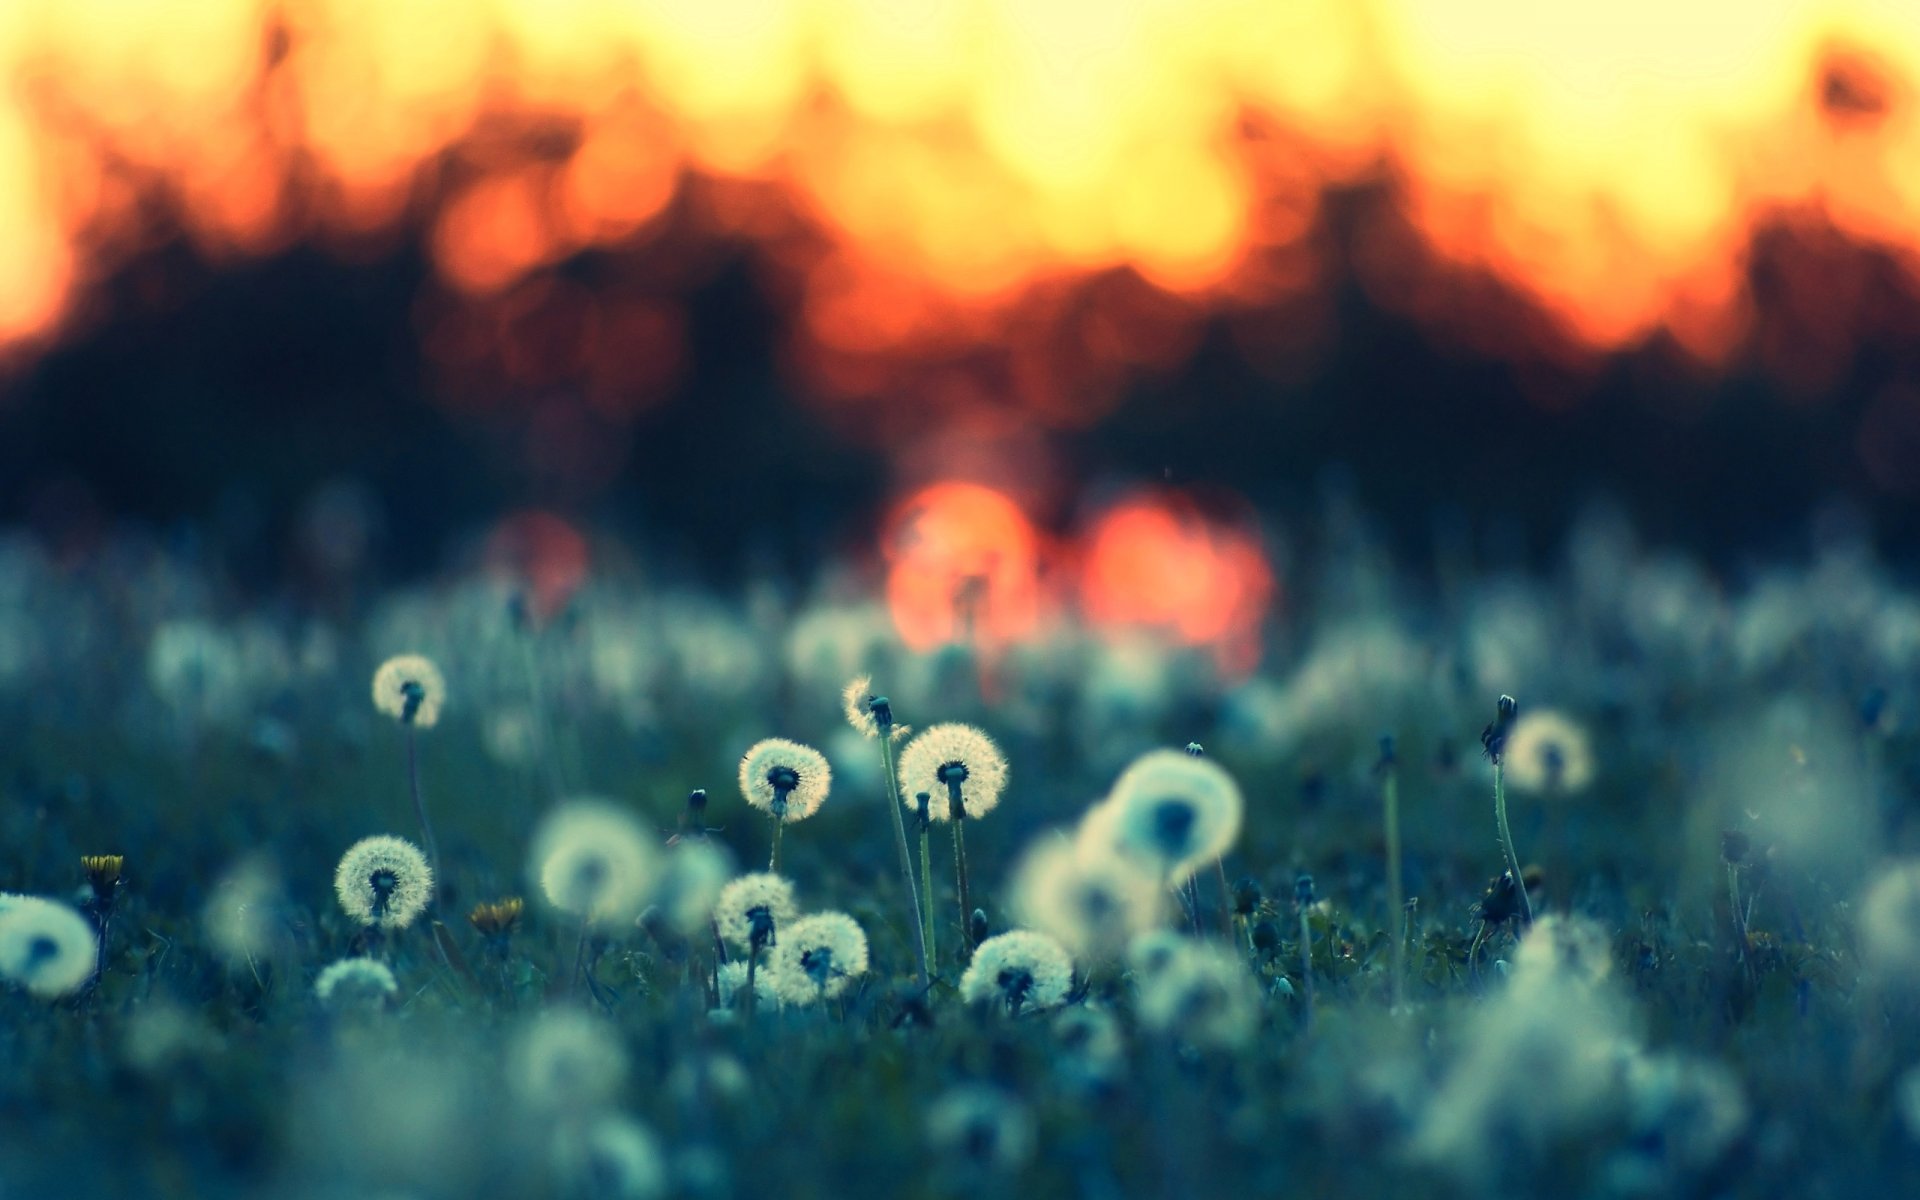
[769,911,870,1005]
[1615,1053,1749,1189]
[554,1114,666,1200]
[204,856,291,982]
[0,896,97,998]
[1052,1006,1126,1091]
[533,801,660,926]
[925,1085,1036,1176]
[714,872,797,1011]
[843,675,929,986]
[653,840,733,937]
[1126,929,1192,983]
[1136,940,1260,1051]
[1502,710,1596,795]
[1095,748,1244,885]
[1482,694,1534,926]
[738,737,831,872]
[1009,837,1162,961]
[313,956,398,1011]
[511,1007,628,1116]
[958,930,1073,1016]
[371,653,447,894]
[1860,860,1920,983]
[898,723,1007,952]
[334,835,434,934]
[1508,914,1614,995]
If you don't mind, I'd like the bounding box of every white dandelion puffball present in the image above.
[897,723,1009,821]
[714,872,798,951]
[1125,930,1193,981]
[841,674,883,739]
[654,840,734,935]
[1501,710,1596,794]
[1860,860,1920,981]
[925,1085,1036,1173]
[959,930,1074,1013]
[1099,748,1243,881]
[1509,914,1614,993]
[371,653,446,728]
[558,1115,667,1200]
[333,835,434,930]
[1135,941,1260,1051]
[715,961,774,1011]
[0,897,98,997]
[314,957,399,1010]
[533,800,661,925]
[512,1007,629,1114]
[769,911,870,1004]
[1009,838,1163,960]
[738,738,832,823]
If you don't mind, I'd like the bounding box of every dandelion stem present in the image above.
[949,779,973,954]
[1728,863,1755,986]
[1298,907,1315,1032]
[1213,858,1234,942]
[917,796,937,970]
[405,727,441,896]
[1492,759,1532,926]
[769,817,784,874]
[1383,758,1405,1009]
[879,730,931,986]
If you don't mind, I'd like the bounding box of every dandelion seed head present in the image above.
[925,1085,1036,1174]
[898,723,1008,821]
[371,653,446,728]
[1125,929,1192,981]
[533,800,660,925]
[841,674,883,738]
[314,956,399,1010]
[738,738,832,823]
[768,911,870,1003]
[333,835,433,930]
[1098,749,1243,881]
[654,840,734,935]
[1010,837,1162,960]
[0,897,96,997]
[1502,710,1596,794]
[1135,941,1259,1051]
[958,930,1073,1013]
[713,872,798,951]
[1621,1052,1748,1175]
[557,1115,666,1200]
[511,1008,628,1115]
[1509,914,1614,993]
[1052,1006,1125,1088]
[1860,859,1920,981]
[204,855,289,966]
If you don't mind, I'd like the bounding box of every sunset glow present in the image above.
[3,1,1917,397]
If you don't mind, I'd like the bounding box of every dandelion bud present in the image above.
[1377,734,1397,769]
[969,908,990,948]
[468,897,524,942]
[81,854,124,906]
[1232,877,1262,917]
[1251,920,1281,957]
[1481,694,1518,763]
[1720,830,1751,867]
[1294,873,1316,908]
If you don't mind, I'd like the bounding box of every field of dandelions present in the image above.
[6,505,1920,1200]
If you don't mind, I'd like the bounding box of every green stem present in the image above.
[1493,760,1533,925]
[950,781,972,954]
[918,810,937,971]
[880,732,930,986]
[1384,763,1405,1008]
[1298,908,1315,1032]
[1213,858,1234,942]
[769,816,784,874]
